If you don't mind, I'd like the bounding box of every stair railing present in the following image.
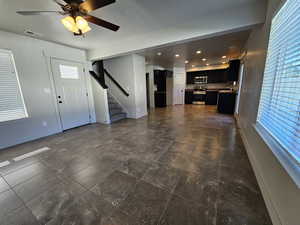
[89,71,108,89]
[104,69,129,97]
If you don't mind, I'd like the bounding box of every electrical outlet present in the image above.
[42,121,47,127]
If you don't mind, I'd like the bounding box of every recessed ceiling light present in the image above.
[157,52,162,56]
[222,56,227,59]
[185,60,189,64]
[175,54,180,58]
[202,58,207,61]
[196,50,202,54]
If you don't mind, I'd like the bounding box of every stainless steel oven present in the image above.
[193,90,206,105]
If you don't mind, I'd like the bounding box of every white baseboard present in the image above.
[236,117,282,225]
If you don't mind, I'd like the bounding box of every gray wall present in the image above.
[104,54,147,119]
[0,30,94,149]
[132,54,148,118]
[146,65,155,108]
[238,0,300,225]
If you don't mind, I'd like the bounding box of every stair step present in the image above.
[110,113,126,123]
[108,100,118,105]
[108,104,122,110]
[107,93,126,123]
[108,102,121,108]
[110,108,124,116]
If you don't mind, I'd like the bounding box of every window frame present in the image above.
[0,49,28,124]
[255,0,300,188]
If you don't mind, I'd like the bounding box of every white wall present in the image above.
[166,77,173,106]
[90,78,110,124]
[133,54,147,118]
[0,30,95,150]
[104,54,147,119]
[146,65,155,108]
[173,67,186,105]
[238,0,300,225]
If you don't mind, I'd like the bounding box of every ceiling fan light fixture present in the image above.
[76,16,89,30]
[61,16,79,33]
[81,25,92,34]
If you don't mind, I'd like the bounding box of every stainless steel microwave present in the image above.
[194,76,208,84]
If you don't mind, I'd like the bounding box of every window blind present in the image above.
[257,0,300,164]
[0,49,28,122]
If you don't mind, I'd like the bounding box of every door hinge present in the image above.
[83,68,86,73]
[86,93,88,96]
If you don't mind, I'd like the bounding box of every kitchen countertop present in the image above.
[185,88,236,93]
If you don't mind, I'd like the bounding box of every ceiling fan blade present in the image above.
[80,0,116,12]
[63,0,84,4]
[53,0,65,7]
[17,11,65,16]
[85,15,119,31]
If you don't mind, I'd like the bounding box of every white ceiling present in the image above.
[0,0,266,59]
[141,30,251,70]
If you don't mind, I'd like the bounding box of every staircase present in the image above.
[108,93,127,123]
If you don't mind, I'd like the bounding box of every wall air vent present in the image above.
[24,29,42,37]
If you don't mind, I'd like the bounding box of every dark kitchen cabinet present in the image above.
[207,69,228,83]
[154,70,166,91]
[187,69,228,84]
[186,72,194,84]
[186,71,208,84]
[205,91,218,105]
[185,90,194,104]
[154,70,173,91]
[228,60,240,81]
[155,91,166,107]
[218,92,237,114]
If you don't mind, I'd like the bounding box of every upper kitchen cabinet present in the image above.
[186,71,208,84]
[187,69,228,84]
[207,69,228,83]
[186,71,196,84]
[228,60,241,81]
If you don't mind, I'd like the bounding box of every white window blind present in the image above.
[0,49,28,122]
[257,0,300,164]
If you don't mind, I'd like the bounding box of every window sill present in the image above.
[0,116,29,127]
[254,123,300,189]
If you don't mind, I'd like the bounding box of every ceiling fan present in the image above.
[17,0,120,36]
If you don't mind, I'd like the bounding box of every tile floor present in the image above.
[0,105,272,225]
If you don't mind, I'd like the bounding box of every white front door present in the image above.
[51,58,90,130]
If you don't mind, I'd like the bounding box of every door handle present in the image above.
[58,101,63,104]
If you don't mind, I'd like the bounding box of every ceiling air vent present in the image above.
[24,29,42,37]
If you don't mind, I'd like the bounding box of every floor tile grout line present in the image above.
[1,171,36,221]
[155,177,177,225]
[1,160,55,189]
[0,157,41,177]
[214,157,223,225]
